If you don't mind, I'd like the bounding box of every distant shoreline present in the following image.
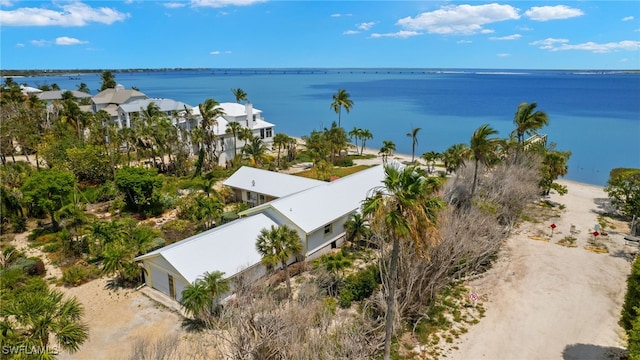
[2,68,639,78]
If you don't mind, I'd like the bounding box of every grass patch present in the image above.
[556,235,577,248]
[293,165,373,180]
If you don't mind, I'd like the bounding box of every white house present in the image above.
[222,166,324,206]
[136,165,386,302]
[240,165,385,258]
[135,213,279,301]
[191,102,275,165]
[117,98,194,129]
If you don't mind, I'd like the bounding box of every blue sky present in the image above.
[1,1,639,70]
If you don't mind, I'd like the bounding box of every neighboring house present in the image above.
[117,98,194,129]
[135,213,278,301]
[20,85,43,95]
[36,90,92,105]
[191,102,275,165]
[222,166,324,206]
[136,165,386,302]
[91,84,148,120]
[240,165,385,258]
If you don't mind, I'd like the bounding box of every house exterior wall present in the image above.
[305,212,352,256]
[143,256,190,301]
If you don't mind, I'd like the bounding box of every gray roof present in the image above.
[223,166,324,198]
[92,87,147,105]
[37,90,92,101]
[119,98,193,113]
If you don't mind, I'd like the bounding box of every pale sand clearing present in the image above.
[449,180,635,360]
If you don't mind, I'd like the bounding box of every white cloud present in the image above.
[621,58,629,63]
[164,2,186,8]
[622,16,634,22]
[457,39,472,44]
[210,50,232,55]
[55,36,87,45]
[530,38,640,53]
[225,50,232,54]
[30,39,50,47]
[0,0,12,6]
[497,53,511,57]
[524,5,584,21]
[191,0,266,8]
[343,30,360,35]
[357,21,375,31]
[16,43,24,47]
[331,13,352,17]
[0,2,129,26]
[370,30,421,39]
[397,3,520,35]
[529,38,569,50]
[490,34,522,40]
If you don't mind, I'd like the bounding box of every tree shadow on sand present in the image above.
[562,343,627,360]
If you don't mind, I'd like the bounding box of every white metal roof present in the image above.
[223,166,324,198]
[218,102,261,117]
[242,165,385,233]
[136,213,278,283]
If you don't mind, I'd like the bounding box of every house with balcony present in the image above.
[91,84,148,120]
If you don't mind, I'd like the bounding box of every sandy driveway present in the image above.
[449,180,634,359]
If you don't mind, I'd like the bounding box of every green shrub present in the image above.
[42,242,62,253]
[621,257,640,332]
[62,263,101,286]
[338,264,380,308]
[630,308,640,360]
[334,156,354,167]
[10,216,27,233]
[10,257,45,276]
[162,219,196,244]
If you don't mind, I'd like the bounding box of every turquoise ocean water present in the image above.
[18,69,640,186]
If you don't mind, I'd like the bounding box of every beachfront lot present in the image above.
[49,162,635,359]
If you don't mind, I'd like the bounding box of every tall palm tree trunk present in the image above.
[283,260,292,297]
[472,159,480,196]
[383,236,401,360]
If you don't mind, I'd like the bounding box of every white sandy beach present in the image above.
[448,179,634,359]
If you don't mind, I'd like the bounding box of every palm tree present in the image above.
[379,140,396,164]
[330,88,354,128]
[231,88,248,103]
[256,224,303,297]
[225,121,243,156]
[362,163,443,360]
[359,129,373,155]
[512,102,548,161]
[348,127,362,154]
[180,280,210,321]
[272,133,290,167]
[180,270,230,324]
[421,151,441,173]
[344,212,371,246]
[466,124,501,196]
[195,98,225,176]
[406,127,421,164]
[442,143,468,174]
[1,288,89,353]
[243,137,268,166]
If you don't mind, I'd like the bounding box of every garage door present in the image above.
[150,265,170,297]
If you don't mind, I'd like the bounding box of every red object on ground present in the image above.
[593,231,599,237]
[551,224,557,229]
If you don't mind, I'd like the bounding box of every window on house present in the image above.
[260,129,265,139]
[266,128,273,138]
[324,224,332,236]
